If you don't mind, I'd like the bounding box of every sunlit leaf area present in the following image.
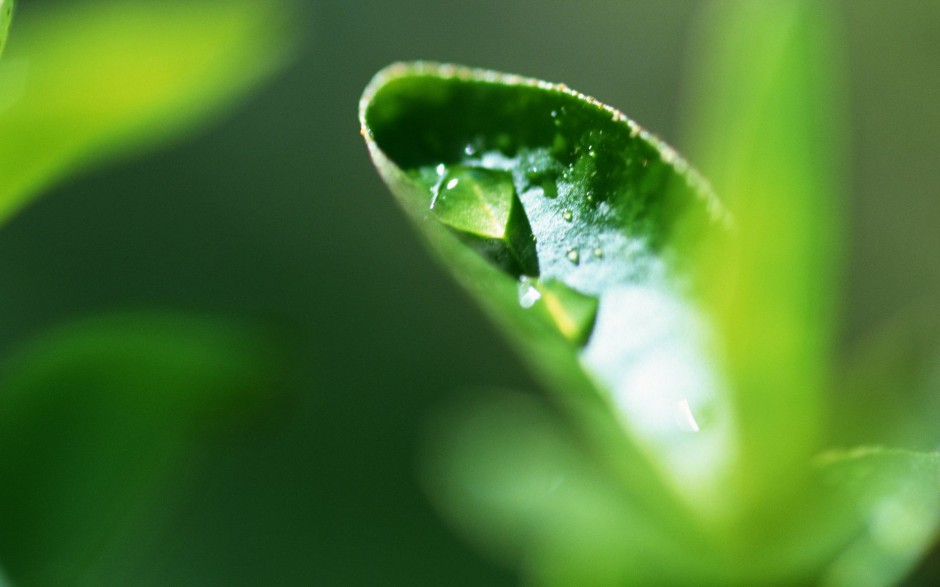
[1,1,938,585]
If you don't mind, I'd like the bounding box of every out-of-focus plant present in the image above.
[0,0,297,226]
[360,1,939,585]
[0,1,297,584]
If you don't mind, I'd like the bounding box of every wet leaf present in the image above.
[360,62,731,520]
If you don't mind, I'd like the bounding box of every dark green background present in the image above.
[0,1,937,584]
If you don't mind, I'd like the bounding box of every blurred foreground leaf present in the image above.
[0,312,285,585]
[422,389,722,586]
[0,0,298,226]
[834,304,940,450]
[819,448,940,587]
[680,0,846,528]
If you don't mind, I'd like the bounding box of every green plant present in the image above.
[360,2,939,585]
[0,2,297,584]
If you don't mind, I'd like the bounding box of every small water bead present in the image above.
[517,276,542,309]
[562,209,573,222]
[464,144,478,156]
[524,164,556,185]
[566,248,580,265]
[592,247,604,259]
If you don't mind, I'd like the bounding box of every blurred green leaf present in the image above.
[682,0,846,515]
[818,448,940,587]
[0,312,285,586]
[0,0,298,226]
[0,0,12,60]
[421,389,717,587]
[834,303,940,450]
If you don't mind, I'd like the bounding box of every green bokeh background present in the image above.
[0,1,937,584]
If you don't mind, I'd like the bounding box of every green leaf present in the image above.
[817,448,940,587]
[360,62,743,523]
[360,62,736,523]
[0,312,286,586]
[421,389,720,586]
[0,0,12,60]
[0,0,298,227]
[833,303,940,450]
[681,0,846,511]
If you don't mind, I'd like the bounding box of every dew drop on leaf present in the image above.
[566,248,580,265]
[517,276,542,309]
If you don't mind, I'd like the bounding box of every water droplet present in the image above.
[592,247,604,258]
[464,144,477,156]
[562,209,573,222]
[435,163,446,176]
[586,192,595,204]
[566,248,580,265]
[517,276,542,309]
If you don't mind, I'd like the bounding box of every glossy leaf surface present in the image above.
[361,62,731,518]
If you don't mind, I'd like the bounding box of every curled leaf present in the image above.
[360,62,733,516]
